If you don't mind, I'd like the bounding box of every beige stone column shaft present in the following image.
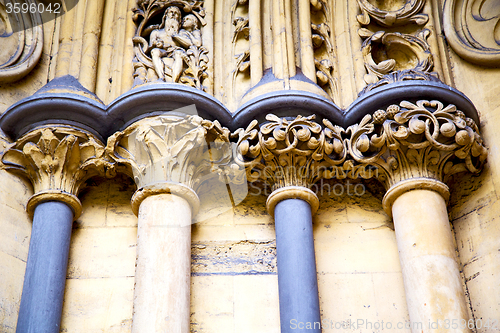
[348,101,488,333]
[107,114,230,333]
[132,193,192,333]
[388,183,470,333]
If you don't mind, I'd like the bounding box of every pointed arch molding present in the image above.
[443,0,500,66]
[0,0,43,83]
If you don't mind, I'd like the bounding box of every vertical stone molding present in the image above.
[348,100,487,332]
[1,126,108,333]
[106,114,230,332]
[234,114,347,332]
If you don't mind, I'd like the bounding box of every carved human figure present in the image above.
[149,6,185,82]
[174,14,202,49]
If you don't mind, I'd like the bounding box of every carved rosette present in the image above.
[106,114,231,215]
[356,0,428,27]
[347,100,487,196]
[132,0,209,90]
[0,127,109,218]
[233,114,347,214]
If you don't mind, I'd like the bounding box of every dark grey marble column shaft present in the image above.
[274,198,321,333]
[16,201,74,333]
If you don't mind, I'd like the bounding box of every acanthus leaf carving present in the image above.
[132,0,209,90]
[310,0,339,103]
[106,114,232,193]
[0,127,111,218]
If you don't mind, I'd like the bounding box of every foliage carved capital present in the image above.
[106,114,231,213]
[347,100,488,191]
[1,127,109,218]
[233,114,348,192]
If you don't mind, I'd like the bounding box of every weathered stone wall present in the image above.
[1,0,499,332]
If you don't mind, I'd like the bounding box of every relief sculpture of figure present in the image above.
[149,6,185,82]
[149,8,203,83]
[133,0,208,89]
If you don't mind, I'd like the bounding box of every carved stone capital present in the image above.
[233,114,348,197]
[347,100,488,201]
[106,114,231,215]
[1,126,109,219]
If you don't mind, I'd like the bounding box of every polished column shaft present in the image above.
[131,193,192,333]
[274,198,321,333]
[392,189,470,333]
[16,201,74,333]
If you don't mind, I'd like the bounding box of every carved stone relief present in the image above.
[443,0,500,66]
[231,102,487,194]
[357,0,437,94]
[310,0,339,103]
[106,114,231,193]
[233,114,348,192]
[347,100,487,189]
[0,0,43,84]
[356,0,428,27]
[231,0,250,98]
[1,126,110,217]
[132,0,208,90]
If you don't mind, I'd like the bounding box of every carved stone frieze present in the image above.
[1,126,109,218]
[346,100,487,190]
[310,0,339,103]
[132,0,208,90]
[233,114,348,192]
[443,0,500,66]
[359,29,434,86]
[0,0,43,83]
[106,114,232,214]
[356,0,428,27]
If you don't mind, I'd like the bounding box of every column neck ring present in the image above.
[382,177,450,217]
[266,186,319,218]
[131,181,200,217]
[27,190,82,220]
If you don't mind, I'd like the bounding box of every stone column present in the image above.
[107,114,230,333]
[234,114,347,333]
[349,101,487,333]
[1,127,107,333]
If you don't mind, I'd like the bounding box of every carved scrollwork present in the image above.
[310,0,339,103]
[233,114,348,192]
[0,127,110,217]
[132,0,208,90]
[0,0,43,84]
[231,0,250,95]
[356,0,428,27]
[359,29,434,86]
[106,114,232,192]
[443,0,500,66]
[347,100,488,189]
